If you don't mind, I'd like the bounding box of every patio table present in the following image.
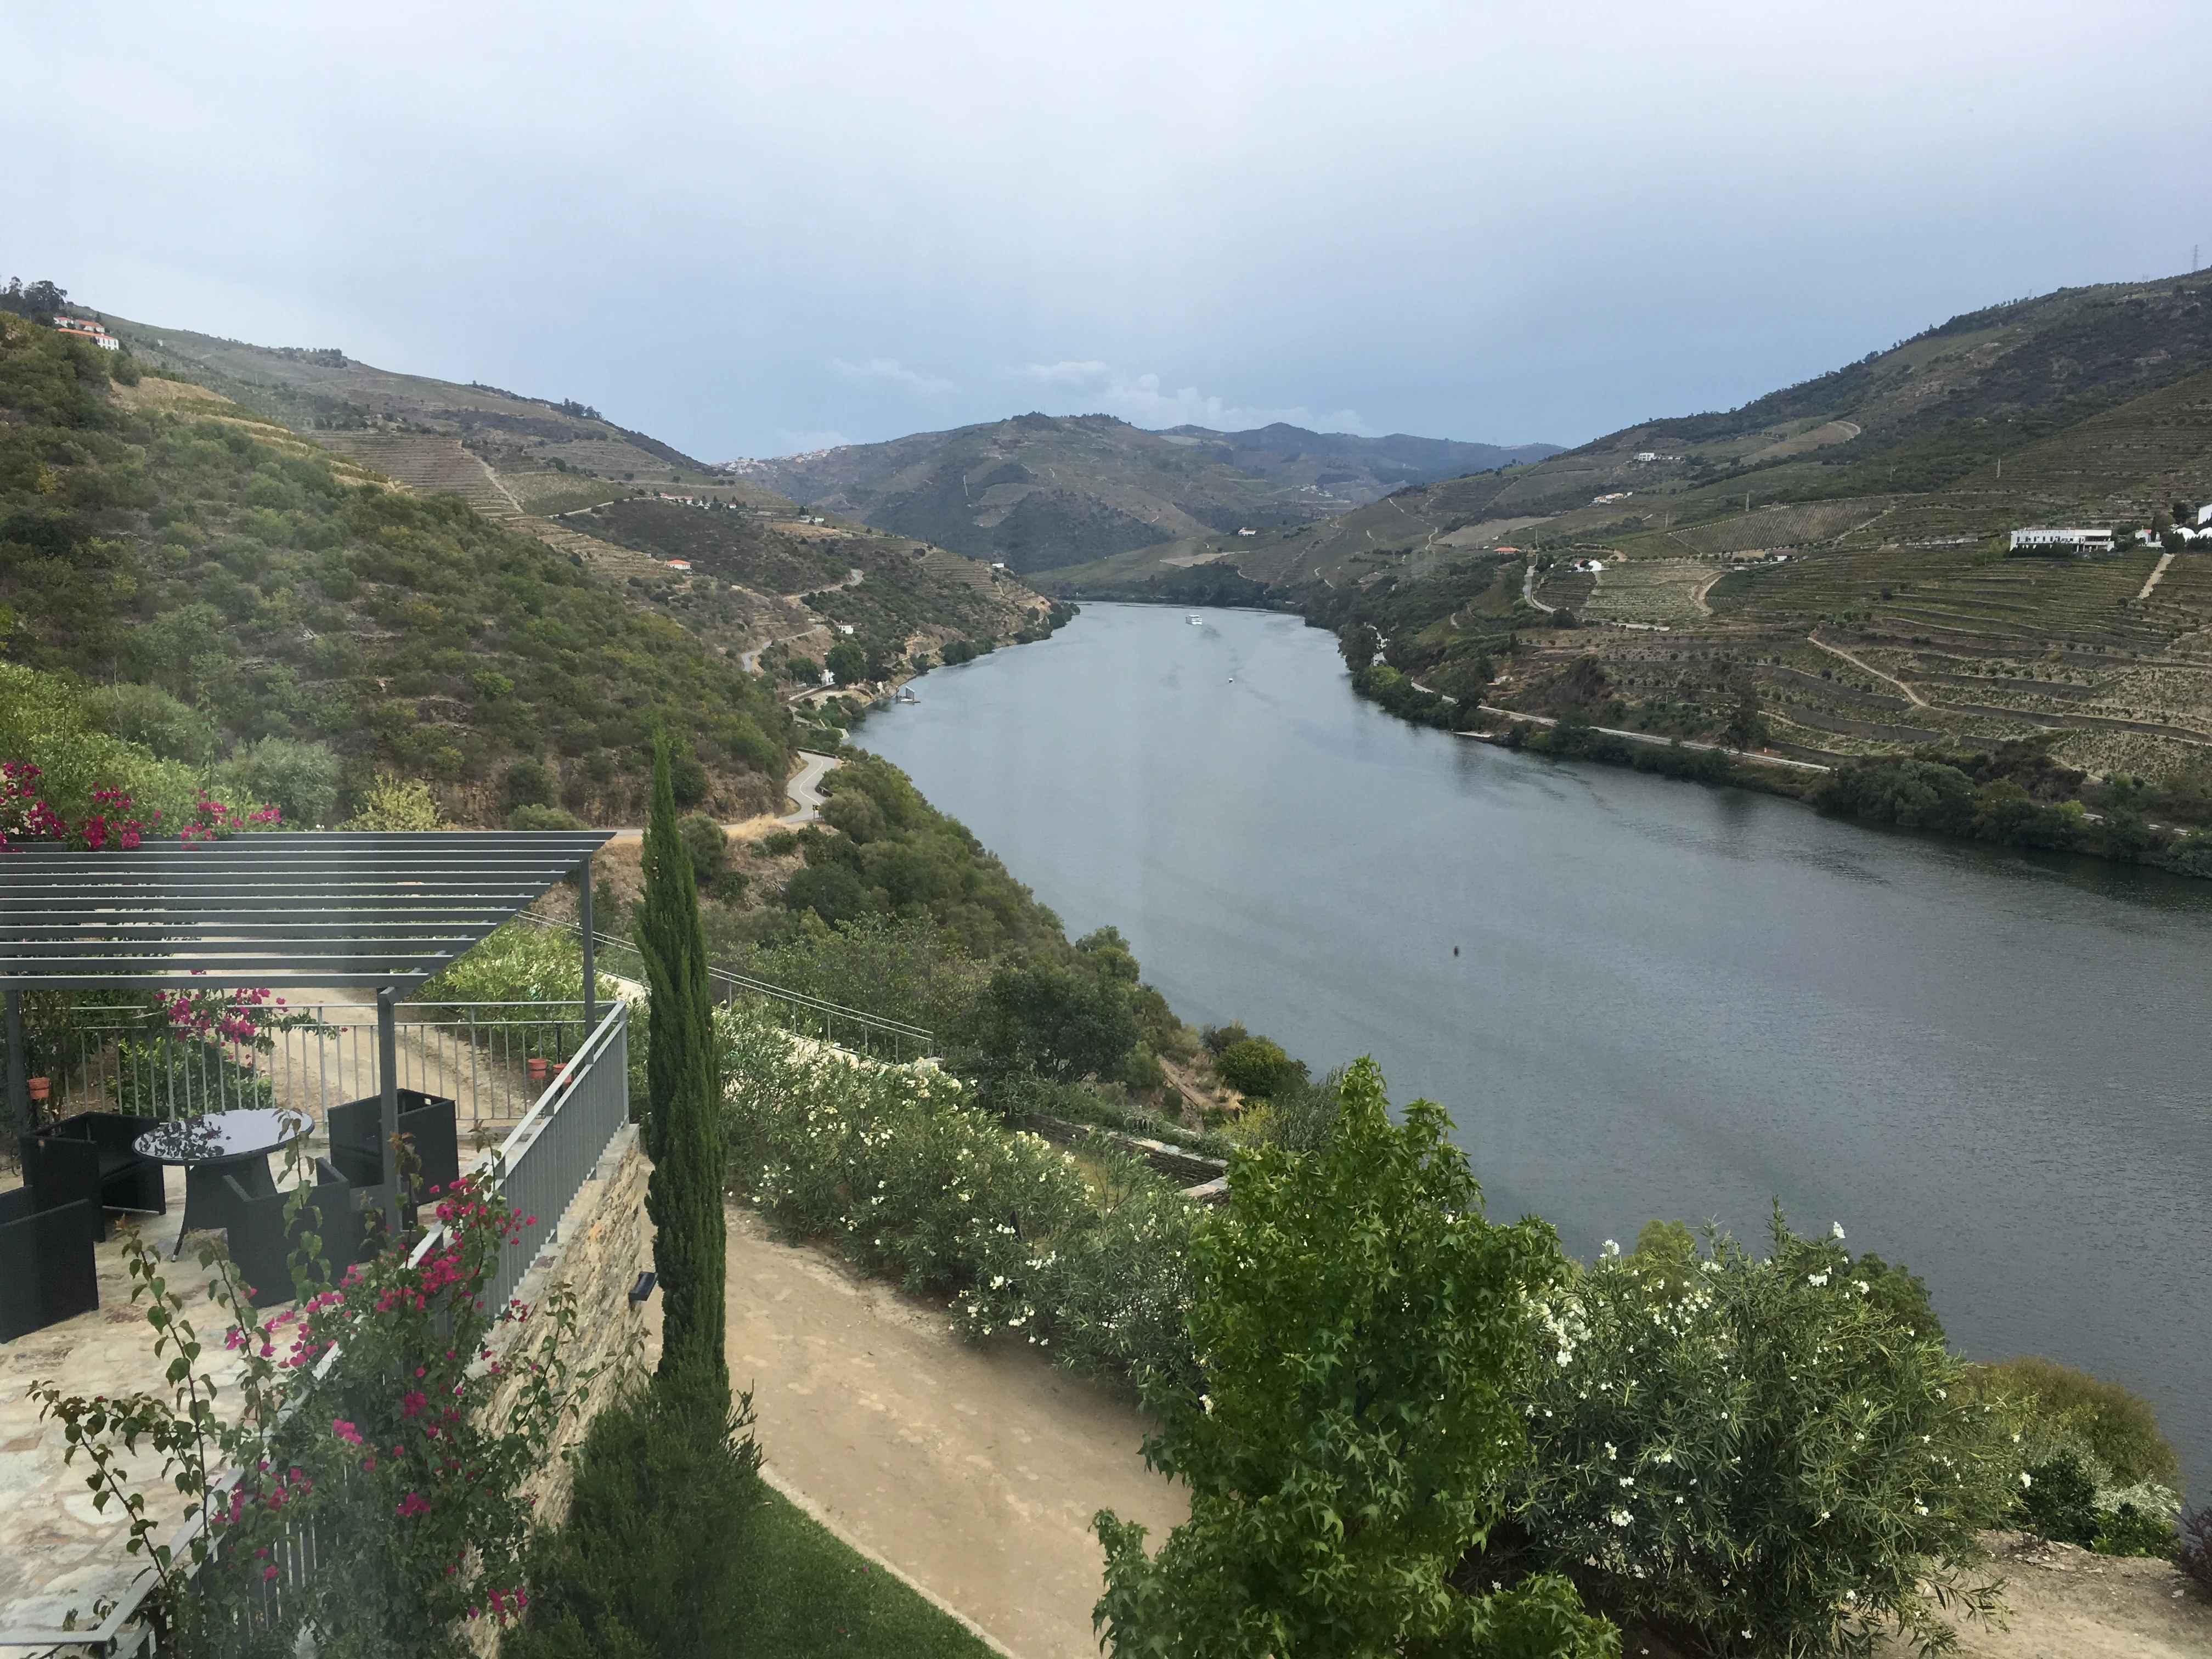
[134,1108,315,1259]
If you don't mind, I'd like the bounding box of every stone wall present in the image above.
[481,1121,652,1527]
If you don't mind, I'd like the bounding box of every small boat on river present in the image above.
[1186,614,1204,625]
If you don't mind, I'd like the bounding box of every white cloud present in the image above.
[1009,362,1372,435]
[831,356,957,394]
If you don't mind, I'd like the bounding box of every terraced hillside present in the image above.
[1072,272,2212,791]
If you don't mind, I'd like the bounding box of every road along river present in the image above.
[864,602,2212,1500]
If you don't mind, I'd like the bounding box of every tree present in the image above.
[972,957,1139,1086]
[1722,680,1767,751]
[1092,1058,1611,1659]
[1338,622,1380,672]
[639,740,728,1395]
[343,774,442,830]
[825,639,868,685]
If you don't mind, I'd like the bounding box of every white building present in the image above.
[52,316,120,351]
[2009,526,2115,555]
[2197,504,2212,527]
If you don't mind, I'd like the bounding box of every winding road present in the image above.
[782,749,842,824]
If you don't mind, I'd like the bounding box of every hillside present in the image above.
[1157,422,1559,506]
[0,317,794,825]
[720,413,1355,572]
[68,308,1056,695]
[1045,273,2212,791]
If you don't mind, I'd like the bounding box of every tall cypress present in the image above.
[638,739,728,1395]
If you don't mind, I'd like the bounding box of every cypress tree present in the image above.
[639,738,728,1395]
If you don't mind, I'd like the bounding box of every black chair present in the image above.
[0,1184,101,1341]
[221,1159,365,1309]
[328,1090,460,1201]
[25,1113,168,1216]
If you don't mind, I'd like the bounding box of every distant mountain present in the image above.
[721,413,1338,573]
[1156,424,1560,506]
[720,414,1553,572]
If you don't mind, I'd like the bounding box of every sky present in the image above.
[6,2,2210,461]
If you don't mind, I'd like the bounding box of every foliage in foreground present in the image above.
[1092,1058,1613,1659]
[1965,1354,2183,1555]
[505,1370,762,1659]
[1503,1215,2018,1659]
[33,1169,590,1659]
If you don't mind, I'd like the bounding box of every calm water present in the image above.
[865,603,2212,1498]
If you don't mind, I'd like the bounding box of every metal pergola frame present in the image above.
[1,830,613,1226]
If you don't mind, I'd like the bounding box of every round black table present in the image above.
[134,1108,315,1259]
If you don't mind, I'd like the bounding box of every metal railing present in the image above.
[471,998,631,1312]
[38,1000,599,1137]
[519,912,935,1062]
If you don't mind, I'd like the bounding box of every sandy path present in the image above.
[1809,630,1928,707]
[722,1207,1188,1659]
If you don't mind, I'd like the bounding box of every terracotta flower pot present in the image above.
[527,1057,549,1083]
[27,1076,49,1103]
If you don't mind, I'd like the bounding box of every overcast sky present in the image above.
[7,2,2209,460]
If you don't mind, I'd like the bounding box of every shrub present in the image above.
[507,1373,763,1659]
[1092,1058,1610,1659]
[1212,1035,1305,1099]
[1965,1356,2179,1489]
[2180,1506,2212,1591]
[509,804,585,830]
[218,736,341,827]
[345,772,443,830]
[1506,1211,2018,1658]
[506,756,559,810]
[721,1006,1193,1394]
[418,919,619,1010]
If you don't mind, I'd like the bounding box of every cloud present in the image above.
[1009,362,1372,435]
[830,356,956,395]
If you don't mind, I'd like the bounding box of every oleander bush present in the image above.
[1500,1211,2021,1659]
[418,919,623,1012]
[720,1005,1198,1392]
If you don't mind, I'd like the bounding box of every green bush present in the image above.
[1505,1212,2018,1658]
[508,804,586,831]
[507,1373,763,1659]
[1092,1058,1610,1659]
[418,919,620,1010]
[506,757,558,810]
[217,735,341,826]
[721,1006,1194,1393]
[1212,1035,1305,1099]
[1965,1355,2179,1489]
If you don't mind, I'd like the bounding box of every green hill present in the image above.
[722,413,1347,573]
[1045,273,2212,791]
[0,317,793,825]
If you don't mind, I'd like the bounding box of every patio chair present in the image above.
[24,1112,168,1216]
[329,1090,460,1204]
[0,1185,101,1341]
[221,1158,366,1310]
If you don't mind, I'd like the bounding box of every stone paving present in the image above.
[0,1163,252,1641]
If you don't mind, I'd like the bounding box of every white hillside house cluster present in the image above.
[2008,525,2117,555]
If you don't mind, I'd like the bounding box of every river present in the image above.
[862,601,2212,1499]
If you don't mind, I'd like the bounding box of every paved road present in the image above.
[782,749,842,824]
[1474,706,1832,773]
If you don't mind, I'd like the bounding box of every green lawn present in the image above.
[735,1487,995,1659]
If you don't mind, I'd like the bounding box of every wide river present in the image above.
[864,602,2212,1498]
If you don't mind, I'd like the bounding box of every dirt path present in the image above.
[1808,630,1928,708]
[1875,1533,2212,1659]
[721,1208,1187,1659]
[2138,549,2177,601]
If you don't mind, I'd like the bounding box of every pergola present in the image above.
[1,830,613,1221]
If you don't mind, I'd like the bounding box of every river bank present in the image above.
[864,601,2212,1502]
